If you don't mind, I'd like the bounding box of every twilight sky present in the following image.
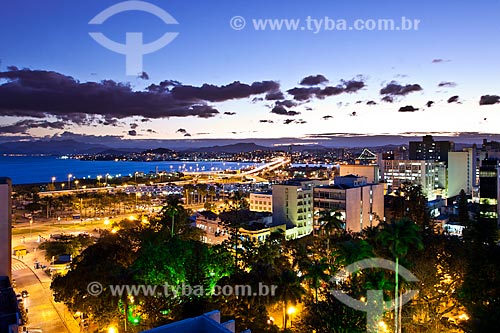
[1,0,500,142]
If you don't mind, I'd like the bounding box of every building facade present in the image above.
[381,160,446,200]
[249,192,272,212]
[409,135,454,164]
[272,179,319,239]
[339,164,380,184]
[313,175,384,233]
[448,149,476,197]
[479,159,500,226]
[0,178,12,280]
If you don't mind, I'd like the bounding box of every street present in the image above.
[11,217,118,332]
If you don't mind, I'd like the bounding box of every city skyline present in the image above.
[1,0,500,142]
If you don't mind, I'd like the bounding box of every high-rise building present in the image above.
[0,276,20,333]
[313,175,384,232]
[272,179,324,239]
[381,160,446,200]
[479,159,500,226]
[448,148,476,197]
[409,135,454,164]
[0,178,12,280]
[478,139,500,161]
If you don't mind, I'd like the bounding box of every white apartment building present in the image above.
[272,179,327,239]
[381,160,446,200]
[448,149,476,197]
[313,175,384,233]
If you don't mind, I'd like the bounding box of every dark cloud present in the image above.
[275,100,298,108]
[432,59,451,63]
[251,97,264,103]
[146,129,156,133]
[138,71,149,80]
[356,100,362,104]
[438,81,457,88]
[295,119,307,124]
[398,105,420,112]
[130,123,138,129]
[140,118,151,122]
[184,133,191,137]
[315,86,345,99]
[287,87,320,101]
[479,95,500,105]
[176,128,187,133]
[265,90,285,100]
[171,80,280,102]
[366,101,377,105]
[343,80,365,93]
[287,79,365,101]
[0,119,66,134]
[283,119,295,125]
[270,105,300,116]
[0,68,282,125]
[259,119,274,123]
[223,112,236,115]
[322,115,333,120]
[305,106,313,111]
[447,95,460,104]
[350,111,357,116]
[299,74,329,86]
[426,101,435,108]
[146,80,181,93]
[380,81,423,96]
[381,96,393,103]
[128,130,137,136]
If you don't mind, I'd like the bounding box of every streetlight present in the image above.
[136,192,141,211]
[75,180,79,190]
[286,306,296,328]
[97,175,102,187]
[29,218,33,239]
[51,176,56,189]
[68,174,73,190]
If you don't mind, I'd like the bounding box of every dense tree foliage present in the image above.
[50,189,500,333]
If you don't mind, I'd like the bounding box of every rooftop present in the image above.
[142,310,249,333]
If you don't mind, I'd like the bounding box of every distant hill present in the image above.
[142,148,176,154]
[185,142,273,153]
[0,139,129,155]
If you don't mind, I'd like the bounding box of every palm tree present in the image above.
[160,196,183,237]
[317,209,344,251]
[275,269,305,329]
[377,218,423,333]
[302,258,329,304]
[208,185,216,203]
